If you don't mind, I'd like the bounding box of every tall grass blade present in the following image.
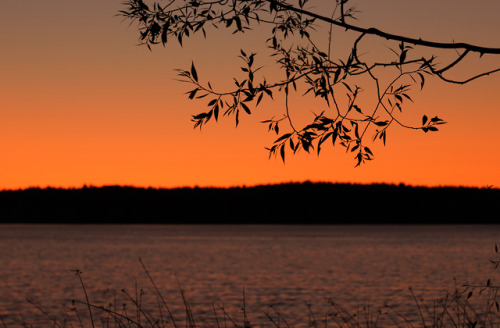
[26,297,64,328]
[139,258,178,328]
[73,270,96,328]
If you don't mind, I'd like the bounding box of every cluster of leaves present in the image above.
[119,0,269,48]
[180,50,273,129]
[120,0,500,165]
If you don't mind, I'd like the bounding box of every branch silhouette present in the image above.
[120,0,500,165]
[272,0,500,54]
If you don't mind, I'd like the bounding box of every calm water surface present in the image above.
[0,224,499,327]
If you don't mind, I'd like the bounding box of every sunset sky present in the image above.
[1,0,499,190]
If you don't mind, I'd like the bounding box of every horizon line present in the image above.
[1,180,496,192]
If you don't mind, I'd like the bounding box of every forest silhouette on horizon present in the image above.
[0,182,497,224]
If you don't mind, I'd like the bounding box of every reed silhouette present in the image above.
[20,249,500,328]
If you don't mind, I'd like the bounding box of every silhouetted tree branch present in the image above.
[120,0,500,165]
[273,1,500,54]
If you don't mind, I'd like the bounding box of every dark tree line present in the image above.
[1,183,498,223]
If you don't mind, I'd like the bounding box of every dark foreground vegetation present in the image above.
[0,182,498,223]
[18,253,500,328]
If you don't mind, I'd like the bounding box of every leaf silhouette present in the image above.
[191,62,198,82]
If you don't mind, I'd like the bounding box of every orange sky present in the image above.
[1,0,499,190]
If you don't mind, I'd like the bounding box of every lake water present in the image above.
[0,224,499,327]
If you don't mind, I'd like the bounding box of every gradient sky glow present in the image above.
[1,0,499,189]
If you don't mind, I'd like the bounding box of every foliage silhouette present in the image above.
[119,0,500,165]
